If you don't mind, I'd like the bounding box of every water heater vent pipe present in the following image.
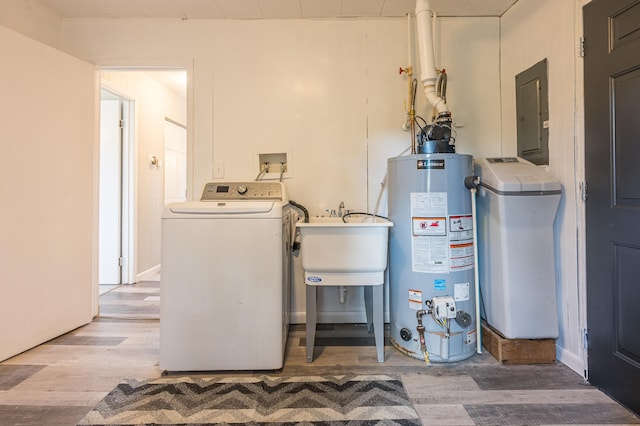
[415,0,448,115]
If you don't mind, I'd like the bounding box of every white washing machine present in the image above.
[160,182,292,371]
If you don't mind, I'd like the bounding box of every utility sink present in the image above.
[298,215,393,363]
[296,216,393,286]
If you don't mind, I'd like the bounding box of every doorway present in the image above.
[98,69,187,318]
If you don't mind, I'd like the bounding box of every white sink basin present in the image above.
[296,216,393,286]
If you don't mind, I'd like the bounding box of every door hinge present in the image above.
[580,181,588,201]
[579,36,585,57]
[118,256,124,267]
[119,119,124,129]
[582,328,589,349]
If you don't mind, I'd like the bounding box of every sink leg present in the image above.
[364,286,373,333]
[373,284,385,363]
[306,285,317,363]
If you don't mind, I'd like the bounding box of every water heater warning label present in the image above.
[410,192,449,273]
[466,328,477,345]
[410,193,474,273]
[408,289,422,310]
[412,217,446,236]
[449,215,474,240]
[449,213,474,271]
[454,282,470,301]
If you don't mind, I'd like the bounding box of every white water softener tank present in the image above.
[388,153,477,362]
[474,157,561,339]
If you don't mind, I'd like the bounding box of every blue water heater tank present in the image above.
[387,153,476,362]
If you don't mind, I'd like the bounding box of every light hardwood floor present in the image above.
[0,280,638,425]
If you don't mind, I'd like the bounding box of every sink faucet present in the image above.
[324,202,345,217]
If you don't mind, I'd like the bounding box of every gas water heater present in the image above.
[388,154,476,362]
[388,0,478,362]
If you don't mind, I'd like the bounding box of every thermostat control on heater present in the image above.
[431,296,457,319]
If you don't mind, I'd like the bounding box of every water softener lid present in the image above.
[474,157,561,193]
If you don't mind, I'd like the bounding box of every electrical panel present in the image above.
[515,58,549,166]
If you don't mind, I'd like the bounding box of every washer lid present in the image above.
[474,157,561,193]
[165,201,276,216]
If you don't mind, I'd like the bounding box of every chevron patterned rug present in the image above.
[77,374,420,425]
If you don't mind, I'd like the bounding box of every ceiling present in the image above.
[37,0,519,20]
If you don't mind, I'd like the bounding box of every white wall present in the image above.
[101,71,187,279]
[0,0,61,48]
[59,16,501,323]
[500,0,584,373]
[0,25,96,362]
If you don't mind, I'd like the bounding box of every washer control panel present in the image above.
[200,182,284,201]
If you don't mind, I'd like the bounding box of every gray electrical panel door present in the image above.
[516,59,549,165]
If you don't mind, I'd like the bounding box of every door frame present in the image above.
[100,83,136,286]
[575,0,591,379]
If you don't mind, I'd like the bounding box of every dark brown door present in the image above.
[584,0,640,414]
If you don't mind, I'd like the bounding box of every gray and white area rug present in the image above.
[77,374,420,425]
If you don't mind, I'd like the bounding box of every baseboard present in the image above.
[137,264,161,282]
[556,344,586,376]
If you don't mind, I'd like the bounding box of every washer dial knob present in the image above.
[237,185,248,195]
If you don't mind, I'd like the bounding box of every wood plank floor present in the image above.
[0,280,638,425]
